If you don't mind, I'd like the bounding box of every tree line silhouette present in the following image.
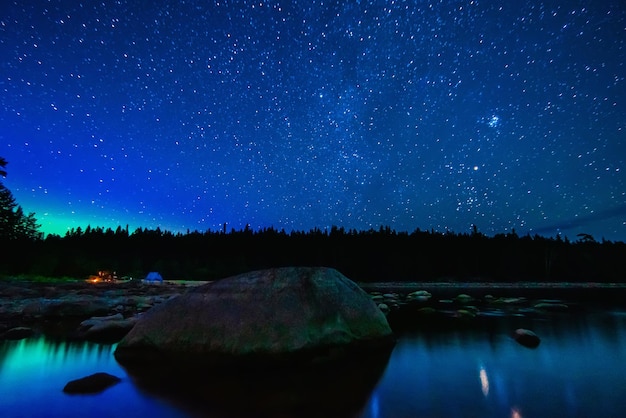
[0,157,40,241]
[1,224,625,283]
[1,157,625,283]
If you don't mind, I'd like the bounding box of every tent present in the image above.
[144,271,163,283]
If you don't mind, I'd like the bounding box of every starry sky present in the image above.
[1,1,625,241]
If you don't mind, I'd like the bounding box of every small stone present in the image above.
[512,328,541,348]
[83,319,137,342]
[1,327,34,340]
[454,294,474,304]
[80,313,124,328]
[533,302,568,312]
[407,290,432,302]
[456,309,476,318]
[408,290,431,297]
[63,372,121,394]
[416,307,436,315]
[493,297,527,305]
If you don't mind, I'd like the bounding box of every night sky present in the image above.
[1,1,625,241]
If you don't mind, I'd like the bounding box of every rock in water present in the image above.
[1,327,34,340]
[513,328,541,348]
[114,267,394,367]
[115,267,394,416]
[63,372,121,394]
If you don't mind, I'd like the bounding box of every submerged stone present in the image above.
[63,372,121,394]
[513,328,541,348]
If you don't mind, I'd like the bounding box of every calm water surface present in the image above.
[362,312,626,418]
[1,312,626,417]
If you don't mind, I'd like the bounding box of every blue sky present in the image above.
[1,1,625,241]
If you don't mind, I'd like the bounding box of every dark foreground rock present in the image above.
[115,267,394,367]
[114,267,394,417]
[63,372,121,394]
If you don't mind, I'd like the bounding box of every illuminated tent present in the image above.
[144,272,163,283]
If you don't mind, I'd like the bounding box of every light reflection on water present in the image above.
[360,312,626,418]
[1,312,626,417]
[479,364,489,397]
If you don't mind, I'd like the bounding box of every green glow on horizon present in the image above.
[26,205,137,237]
[12,194,171,237]
[35,211,185,237]
[36,212,147,237]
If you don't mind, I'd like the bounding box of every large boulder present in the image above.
[115,267,393,416]
[114,267,393,367]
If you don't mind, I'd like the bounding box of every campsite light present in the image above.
[86,270,117,284]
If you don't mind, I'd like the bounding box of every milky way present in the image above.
[1,1,625,241]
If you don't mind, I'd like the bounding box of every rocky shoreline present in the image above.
[0,280,187,342]
[367,288,579,333]
[0,278,603,343]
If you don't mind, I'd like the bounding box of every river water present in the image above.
[1,305,626,417]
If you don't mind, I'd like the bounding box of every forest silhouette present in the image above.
[1,224,624,283]
[1,157,624,284]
